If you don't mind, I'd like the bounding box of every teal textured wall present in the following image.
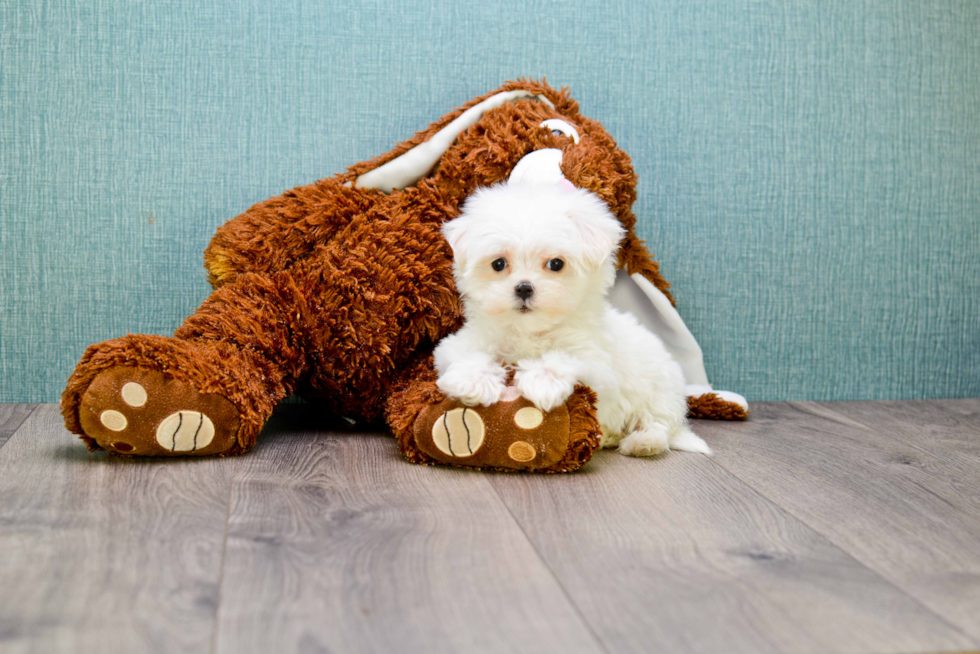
[2,0,978,403]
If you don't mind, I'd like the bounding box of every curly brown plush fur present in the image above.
[61,79,681,467]
[688,393,749,420]
[203,80,672,301]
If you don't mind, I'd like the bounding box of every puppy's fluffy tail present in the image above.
[670,428,712,455]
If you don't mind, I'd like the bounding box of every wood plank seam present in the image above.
[488,480,613,654]
[0,404,235,653]
[208,480,237,654]
[0,403,39,451]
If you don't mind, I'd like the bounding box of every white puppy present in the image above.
[434,182,710,457]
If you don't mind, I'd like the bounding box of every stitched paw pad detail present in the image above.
[78,367,240,456]
[430,407,485,457]
[156,411,216,452]
[413,388,570,470]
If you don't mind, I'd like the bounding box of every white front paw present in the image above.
[515,366,576,412]
[436,365,507,406]
[618,426,670,457]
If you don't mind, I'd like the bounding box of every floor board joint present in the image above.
[0,403,39,451]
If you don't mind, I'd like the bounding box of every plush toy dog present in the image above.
[61,79,748,472]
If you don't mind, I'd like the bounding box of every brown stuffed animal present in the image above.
[61,79,747,471]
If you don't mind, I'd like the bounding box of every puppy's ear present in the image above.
[441,216,470,265]
[566,193,626,268]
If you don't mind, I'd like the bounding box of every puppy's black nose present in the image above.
[514,281,534,300]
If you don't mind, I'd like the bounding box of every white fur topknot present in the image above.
[435,182,709,457]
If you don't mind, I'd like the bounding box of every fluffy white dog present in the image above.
[434,182,710,457]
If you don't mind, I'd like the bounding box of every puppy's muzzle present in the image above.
[514,281,534,301]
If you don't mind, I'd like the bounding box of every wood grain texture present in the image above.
[820,399,980,469]
[211,407,604,654]
[487,448,975,654]
[0,405,236,654]
[0,404,36,450]
[5,401,980,654]
[697,401,980,643]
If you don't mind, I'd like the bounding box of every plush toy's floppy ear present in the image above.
[355,90,555,193]
[564,189,626,269]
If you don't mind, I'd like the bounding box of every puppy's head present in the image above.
[443,182,625,331]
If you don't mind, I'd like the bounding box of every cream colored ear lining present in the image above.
[539,118,579,143]
[535,94,555,110]
[608,270,711,387]
[355,91,556,193]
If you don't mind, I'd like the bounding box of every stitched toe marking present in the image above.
[430,407,485,457]
[508,441,536,462]
[121,382,147,407]
[156,411,216,452]
[100,410,128,431]
[514,407,543,429]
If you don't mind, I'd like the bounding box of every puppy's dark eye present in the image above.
[546,258,564,272]
[551,129,563,137]
[491,258,507,272]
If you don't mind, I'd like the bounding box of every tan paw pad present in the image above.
[514,406,543,429]
[508,440,537,462]
[156,411,216,452]
[431,407,485,457]
[121,382,147,407]
[100,410,128,431]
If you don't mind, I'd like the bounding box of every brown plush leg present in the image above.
[385,355,601,473]
[203,176,377,287]
[248,210,464,423]
[64,208,462,456]
[63,272,310,456]
[63,336,282,455]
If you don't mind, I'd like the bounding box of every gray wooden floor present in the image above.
[1,401,979,654]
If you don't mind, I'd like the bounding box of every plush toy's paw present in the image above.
[386,354,600,473]
[417,386,568,469]
[436,364,507,407]
[64,335,279,456]
[617,425,671,457]
[400,385,600,473]
[685,384,750,420]
[75,367,241,456]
